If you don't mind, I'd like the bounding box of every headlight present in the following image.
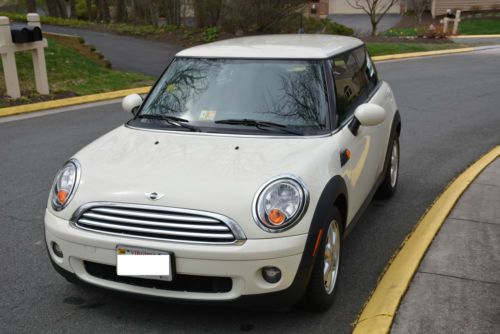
[50,159,80,211]
[253,175,309,232]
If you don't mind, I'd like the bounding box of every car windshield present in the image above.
[134,58,330,135]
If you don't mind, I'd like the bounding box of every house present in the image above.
[430,0,500,17]
[306,0,400,17]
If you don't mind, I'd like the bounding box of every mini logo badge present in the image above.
[145,192,164,201]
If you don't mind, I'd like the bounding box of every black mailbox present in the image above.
[11,25,43,44]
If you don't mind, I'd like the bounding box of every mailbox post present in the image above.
[0,13,49,98]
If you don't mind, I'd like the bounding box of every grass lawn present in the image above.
[459,19,500,35]
[366,42,468,56]
[0,38,153,108]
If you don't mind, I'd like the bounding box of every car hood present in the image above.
[60,126,337,238]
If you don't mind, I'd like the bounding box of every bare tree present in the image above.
[411,0,431,23]
[193,0,223,27]
[116,0,128,22]
[346,0,399,36]
[25,0,37,12]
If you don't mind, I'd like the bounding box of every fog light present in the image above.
[52,242,63,258]
[262,266,281,284]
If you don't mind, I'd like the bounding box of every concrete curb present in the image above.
[352,145,500,334]
[0,46,480,118]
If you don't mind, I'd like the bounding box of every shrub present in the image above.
[202,27,219,43]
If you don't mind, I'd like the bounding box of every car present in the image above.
[45,34,400,311]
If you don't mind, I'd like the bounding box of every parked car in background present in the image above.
[45,34,400,310]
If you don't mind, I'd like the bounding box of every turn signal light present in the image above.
[57,190,69,204]
[268,209,286,225]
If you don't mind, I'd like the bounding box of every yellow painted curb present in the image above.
[0,86,151,118]
[372,47,474,62]
[352,145,500,334]
[451,34,500,38]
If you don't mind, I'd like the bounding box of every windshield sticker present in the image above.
[287,66,306,72]
[199,110,217,121]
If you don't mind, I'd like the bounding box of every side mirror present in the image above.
[122,94,143,115]
[354,103,386,126]
[349,103,386,136]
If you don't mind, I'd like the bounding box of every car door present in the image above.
[330,46,388,224]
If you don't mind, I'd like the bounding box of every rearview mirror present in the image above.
[354,103,386,127]
[122,94,143,115]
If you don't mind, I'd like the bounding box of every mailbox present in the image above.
[11,25,43,43]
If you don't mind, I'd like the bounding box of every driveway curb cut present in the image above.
[352,145,500,334]
[0,47,478,118]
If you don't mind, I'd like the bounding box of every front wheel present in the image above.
[377,136,399,198]
[303,208,342,312]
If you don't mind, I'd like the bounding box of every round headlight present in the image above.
[51,159,80,211]
[253,175,309,232]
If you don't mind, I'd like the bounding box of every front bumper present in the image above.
[45,209,308,303]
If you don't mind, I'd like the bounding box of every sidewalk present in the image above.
[391,157,500,333]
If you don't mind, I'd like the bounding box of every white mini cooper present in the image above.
[45,35,400,311]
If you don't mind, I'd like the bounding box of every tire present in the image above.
[377,135,400,199]
[303,207,342,312]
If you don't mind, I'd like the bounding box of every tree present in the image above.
[193,0,223,27]
[25,0,37,13]
[164,0,181,25]
[411,0,431,23]
[346,0,399,36]
[116,0,128,22]
[221,0,307,33]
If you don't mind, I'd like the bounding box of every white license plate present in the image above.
[116,246,172,281]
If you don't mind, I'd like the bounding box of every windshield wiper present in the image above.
[214,119,302,135]
[137,114,199,132]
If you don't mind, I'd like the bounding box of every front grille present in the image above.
[72,203,244,244]
[84,261,232,293]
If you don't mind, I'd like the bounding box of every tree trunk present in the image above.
[25,0,37,13]
[165,0,181,25]
[116,0,128,22]
[56,0,68,18]
[96,0,111,22]
[86,0,93,20]
[371,19,377,36]
[69,0,77,18]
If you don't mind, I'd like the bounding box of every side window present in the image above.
[331,46,372,125]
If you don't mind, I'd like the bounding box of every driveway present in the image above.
[43,25,182,77]
[329,14,401,35]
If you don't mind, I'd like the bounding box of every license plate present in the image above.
[116,246,173,281]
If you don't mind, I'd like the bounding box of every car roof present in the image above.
[176,34,364,59]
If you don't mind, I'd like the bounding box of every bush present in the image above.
[303,17,353,35]
[202,27,219,42]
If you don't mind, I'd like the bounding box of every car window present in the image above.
[135,58,330,135]
[331,46,372,126]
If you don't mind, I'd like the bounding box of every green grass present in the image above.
[366,42,466,56]
[0,38,153,107]
[459,19,500,35]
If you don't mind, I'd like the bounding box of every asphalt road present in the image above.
[1,48,500,333]
[44,25,181,77]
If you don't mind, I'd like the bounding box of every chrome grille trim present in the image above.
[70,202,246,245]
